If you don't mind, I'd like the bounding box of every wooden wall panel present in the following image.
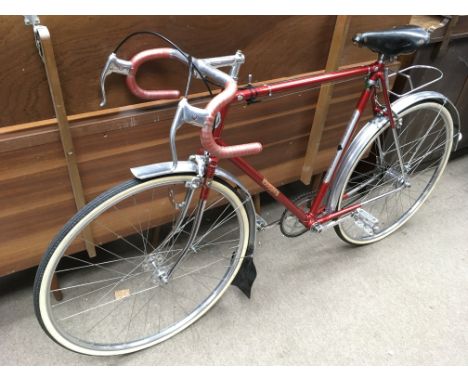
[0,17,54,126]
[342,15,411,64]
[0,70,368,275]
[0,15,412,127]
[0,15,337,127]
[0,15,411,275]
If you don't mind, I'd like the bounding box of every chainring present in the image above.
[279,191,316,237]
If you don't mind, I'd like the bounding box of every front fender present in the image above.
[130,160,257,255]
[131,160,198,180]
[325,91,461,212]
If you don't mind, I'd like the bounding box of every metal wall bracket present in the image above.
[24,15,40,27]
[433,16,459,58]
[24,17,97,258]
[24,15,45,60]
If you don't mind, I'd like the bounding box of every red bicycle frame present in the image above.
[205,60,394,230]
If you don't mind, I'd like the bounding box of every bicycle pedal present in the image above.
[255,214,280,231]
[352,208,380,235]
[255,214,268,231]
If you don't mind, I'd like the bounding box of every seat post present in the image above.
[378,53,397,64]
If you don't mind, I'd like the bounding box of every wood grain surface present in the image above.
[0,15,410,128]
[0,15,411,275]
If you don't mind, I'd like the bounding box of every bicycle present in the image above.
[33,25,462,356]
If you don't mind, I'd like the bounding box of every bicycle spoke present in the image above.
[38,176,247,353]
[337,102,451,243]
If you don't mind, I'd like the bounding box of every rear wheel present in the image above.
[335,101,453,245]
[34,175,250,356]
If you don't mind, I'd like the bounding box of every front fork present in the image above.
[165,155,216,279]
[150,154,214,283]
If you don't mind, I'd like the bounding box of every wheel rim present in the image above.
[38,176,249,355]
[337,102,453,244]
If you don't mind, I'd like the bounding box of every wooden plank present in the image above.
[34,25,96,258]
[341,15,411,65]
[300,16,351,184]
[253,194,261,214]
[0,15,336,127]
[0,15,412,276]
[418,15,468,43]
[0,83,365,276]
[0,63,339,138]
[51,274,63,301]
[433,16,460,58]
[410,15,445,30]
[0,15,411,128]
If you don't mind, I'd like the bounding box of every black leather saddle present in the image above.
[352,25,430,57]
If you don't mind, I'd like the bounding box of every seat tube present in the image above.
[309,71,382,215]
[379,67,407,178]
[379,67,396,129]
[310,82,374,216]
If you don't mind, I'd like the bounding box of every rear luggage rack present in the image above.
[388,65,443,98]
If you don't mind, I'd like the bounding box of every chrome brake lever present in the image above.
[99,53,132,107]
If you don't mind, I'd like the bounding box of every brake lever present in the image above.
[99,53,132,107]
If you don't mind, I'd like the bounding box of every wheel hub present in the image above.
[385,167,411,188]
[142,253,170,284]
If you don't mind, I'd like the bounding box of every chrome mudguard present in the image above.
[131,161,198,180]
[131,160,257,255]
[326,91,462,212]
[390,91,461,151]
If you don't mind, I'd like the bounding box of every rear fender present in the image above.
[325,91,461,212]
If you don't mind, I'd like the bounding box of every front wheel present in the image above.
[335,101,454,245]
[34,175,250,356]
